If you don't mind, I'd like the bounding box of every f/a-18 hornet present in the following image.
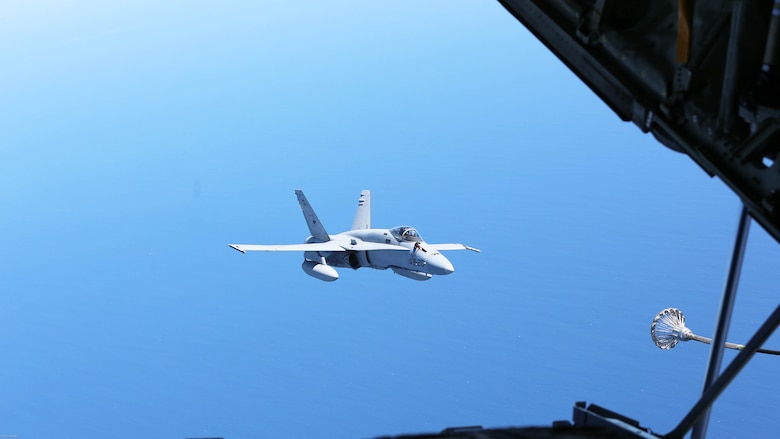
[229,190,480,281]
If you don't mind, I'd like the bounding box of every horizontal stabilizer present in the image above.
[425,243,481,252]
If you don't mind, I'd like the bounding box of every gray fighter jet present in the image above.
[229,190,479,281]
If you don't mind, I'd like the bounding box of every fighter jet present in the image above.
[229,190,480,281]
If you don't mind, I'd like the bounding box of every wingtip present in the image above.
[228,244,246,254]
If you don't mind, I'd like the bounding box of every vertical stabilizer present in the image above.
[295,190,330,242]
[351,190,371,230]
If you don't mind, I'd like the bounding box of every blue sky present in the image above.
[2,1,779,438]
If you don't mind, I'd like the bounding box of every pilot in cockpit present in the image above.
[391,226,424,245]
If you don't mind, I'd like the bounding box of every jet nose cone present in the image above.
[429,255,454,275]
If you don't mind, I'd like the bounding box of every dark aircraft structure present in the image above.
[500,0,780,246]
[371,1,780,438]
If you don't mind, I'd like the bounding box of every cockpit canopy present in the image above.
[390,226,423,243]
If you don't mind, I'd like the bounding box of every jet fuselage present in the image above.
[303,228,455,281]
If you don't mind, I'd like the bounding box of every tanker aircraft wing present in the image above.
[498,0,780,245]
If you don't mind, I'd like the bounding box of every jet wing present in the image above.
[426,243,481,253]
[228,242,409,253]
[342,242,408,251]
[229,243,345,253]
